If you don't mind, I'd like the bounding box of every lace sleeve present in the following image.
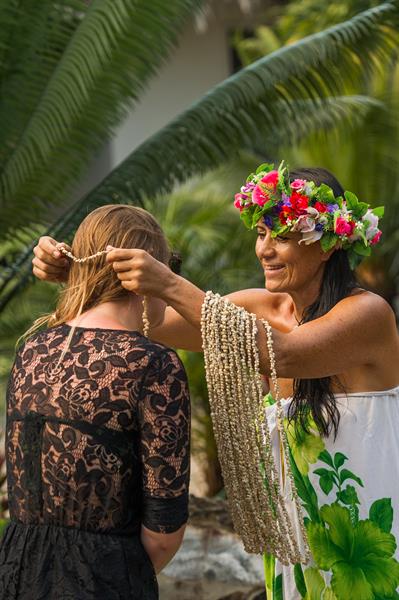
[139,348,190,533]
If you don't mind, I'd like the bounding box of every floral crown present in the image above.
[234,161,383,268]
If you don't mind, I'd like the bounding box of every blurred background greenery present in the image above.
[0,0,398,503]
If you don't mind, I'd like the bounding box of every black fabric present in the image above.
[0,521,158,600]
[0,325,191,599]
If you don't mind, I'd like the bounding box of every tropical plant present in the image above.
[234,0,399,299]
[0,0,203,240]
[1,1,398,314]
[1,2,399,499]
[0,158,263,492]
[234,0,385,63]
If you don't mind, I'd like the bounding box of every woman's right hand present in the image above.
[32,236,71,283]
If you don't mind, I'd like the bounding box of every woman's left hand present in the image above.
[106,247,176,298]
[106,246,206,336]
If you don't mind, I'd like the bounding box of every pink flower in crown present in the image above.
[252,186,269,207]
[261,170,279,187]
[335,217,355,236]
[371,230,382,245]
[291,178,307,192]
[234,193,245,210]
[252,170,279,207]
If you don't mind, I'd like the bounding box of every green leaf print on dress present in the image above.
[285,417,325,476]
[263,411,399,600]
[308,503,399,599]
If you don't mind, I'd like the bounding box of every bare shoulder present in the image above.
[332,289,397,334]
[225,288,288,319]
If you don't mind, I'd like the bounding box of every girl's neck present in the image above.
[67,299,143,333]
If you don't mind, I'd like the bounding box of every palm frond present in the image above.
[0,1,88,169]
[0,0,203,236]
[1,2,398,312]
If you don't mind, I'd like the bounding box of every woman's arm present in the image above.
[31,237,271,352]
[151,288,274,350]
[108,247,276,350]
[140,524,186,574]
[107,248,398,382]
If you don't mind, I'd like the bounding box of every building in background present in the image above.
[78,0,277,197]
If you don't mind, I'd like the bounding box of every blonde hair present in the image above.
[26,204,170,340]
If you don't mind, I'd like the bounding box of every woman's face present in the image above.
[255,219,330,294]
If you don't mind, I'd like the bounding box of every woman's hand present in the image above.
[140,525,186,574]
[32,236,71,283]
[106,247,177,298]
[107,247,206,335]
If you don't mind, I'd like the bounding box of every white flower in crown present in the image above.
[299,229,324,245]
[348,221,364,243]
[292,207,319,233]
[292,208,324,245]
[362,209,380,241]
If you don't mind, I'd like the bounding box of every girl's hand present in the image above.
[106,247,176,298]
[32,237,71,283]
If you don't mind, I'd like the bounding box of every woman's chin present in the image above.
[264,278,287,294]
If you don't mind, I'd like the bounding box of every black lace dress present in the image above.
[0,325,190,600]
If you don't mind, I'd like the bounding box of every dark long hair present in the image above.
[286,167,358,438]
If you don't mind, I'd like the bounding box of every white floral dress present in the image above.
[264,386,399,600]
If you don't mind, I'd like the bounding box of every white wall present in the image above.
[111,20,231,168]
[76,18,231,197]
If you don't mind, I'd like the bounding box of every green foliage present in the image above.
[293,563,307,598]
[235,0,387,65]
[234,0,399,293]
[369,498,394,533]
[0,520,8,538]
[0,0,203,238]
[320,233,338,252]
[2,2,399,311]
[302,567,327,600]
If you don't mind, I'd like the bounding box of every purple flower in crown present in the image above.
[281,192,291,206]
[242,182,256,193]
[315,223,324,231]
[272,202,283,216]
[263,215,274,229]
[327,203,339,213]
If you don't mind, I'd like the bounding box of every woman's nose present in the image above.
[258,231,276,257]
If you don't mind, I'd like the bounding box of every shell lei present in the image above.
[200,290,310,565]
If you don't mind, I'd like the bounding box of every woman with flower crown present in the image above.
[1,205,191,600]
[32,164,399,600]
